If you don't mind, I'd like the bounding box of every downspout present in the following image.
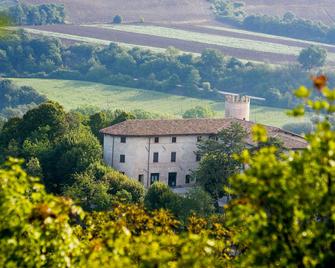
[111,136,115,167]
[147,137,151,188]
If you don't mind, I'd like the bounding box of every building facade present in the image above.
[103,134,204,188]
[101,118,307,188]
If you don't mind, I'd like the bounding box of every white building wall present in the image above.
[103,134,206,188]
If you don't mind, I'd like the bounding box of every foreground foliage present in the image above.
[0,159,231,267]
[225,82,335,267]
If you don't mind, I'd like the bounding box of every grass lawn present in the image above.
[11,78,307,127]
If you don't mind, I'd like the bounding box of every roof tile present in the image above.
[100,118,307,150]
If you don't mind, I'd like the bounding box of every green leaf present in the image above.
[294,86,310,98]
[252,124,268,143]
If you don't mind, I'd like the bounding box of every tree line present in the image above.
[1,31,329,108]
[211,0,335,45]
[0,79,46,121]
[1,1,65,26]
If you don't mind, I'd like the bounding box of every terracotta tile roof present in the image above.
[100,118,307,150]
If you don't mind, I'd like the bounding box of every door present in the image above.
[168,172,177,188]
[150,173,160,185]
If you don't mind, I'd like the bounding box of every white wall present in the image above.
[103,134,205,188]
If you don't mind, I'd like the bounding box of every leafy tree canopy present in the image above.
[298,45,327,70]
[182,105,216,119]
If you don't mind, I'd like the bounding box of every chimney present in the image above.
[224,94,250,121]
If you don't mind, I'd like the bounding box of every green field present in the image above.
[201,25,335,49]
[88,24,335,62]
[11,78,307,127]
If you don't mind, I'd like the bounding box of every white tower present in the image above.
[224,94,250,121]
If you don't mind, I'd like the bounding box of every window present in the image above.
[196,153,201,162]
[120,154,125,163]
[120,136,126,143]
[209,135,218,141]
[138,174,144,183]
[185,175,191,184]
[150,173,160,185]
[171,152,176,162]
[154,137,159,143]
[197,136,202,142]
[153,152,159,163]
[172,137,177,143]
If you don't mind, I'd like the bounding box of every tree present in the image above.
[182,187,215,218]
[298,45,327,70]
[195,122,247,203]
[225,84,335,267]
[64,172,113,211]
[111,110,135,125]
[103,170,145,204]
[89,111,108,143]
[25,157,43,178]
[0,79,46,116]
[113,15,123,24]
[283,11,296,22]
[48,126,102,191]
[182,106,216,119]
[144,182,182,214]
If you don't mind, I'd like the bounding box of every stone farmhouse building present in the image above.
[100,118,307,188]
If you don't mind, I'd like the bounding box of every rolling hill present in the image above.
[24,0,214,24]
[244,0,335,25]
[23,0,335,25]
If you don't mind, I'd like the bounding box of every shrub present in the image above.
[144,182,182,214]
[103,170,145,203]
[113,15,123,24]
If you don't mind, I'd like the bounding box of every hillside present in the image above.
[244,0,335,25]
[24,0,214,24]
[23,0,335,25]
[17,0,335,65]
[10,78,307,128]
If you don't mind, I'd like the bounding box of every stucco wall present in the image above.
[103,134,205,188]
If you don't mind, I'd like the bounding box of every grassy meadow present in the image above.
[11,78,307,127]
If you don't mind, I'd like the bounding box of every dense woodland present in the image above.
[1,1,65,25]
[0,31,329,108]
[211,0,335,44]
